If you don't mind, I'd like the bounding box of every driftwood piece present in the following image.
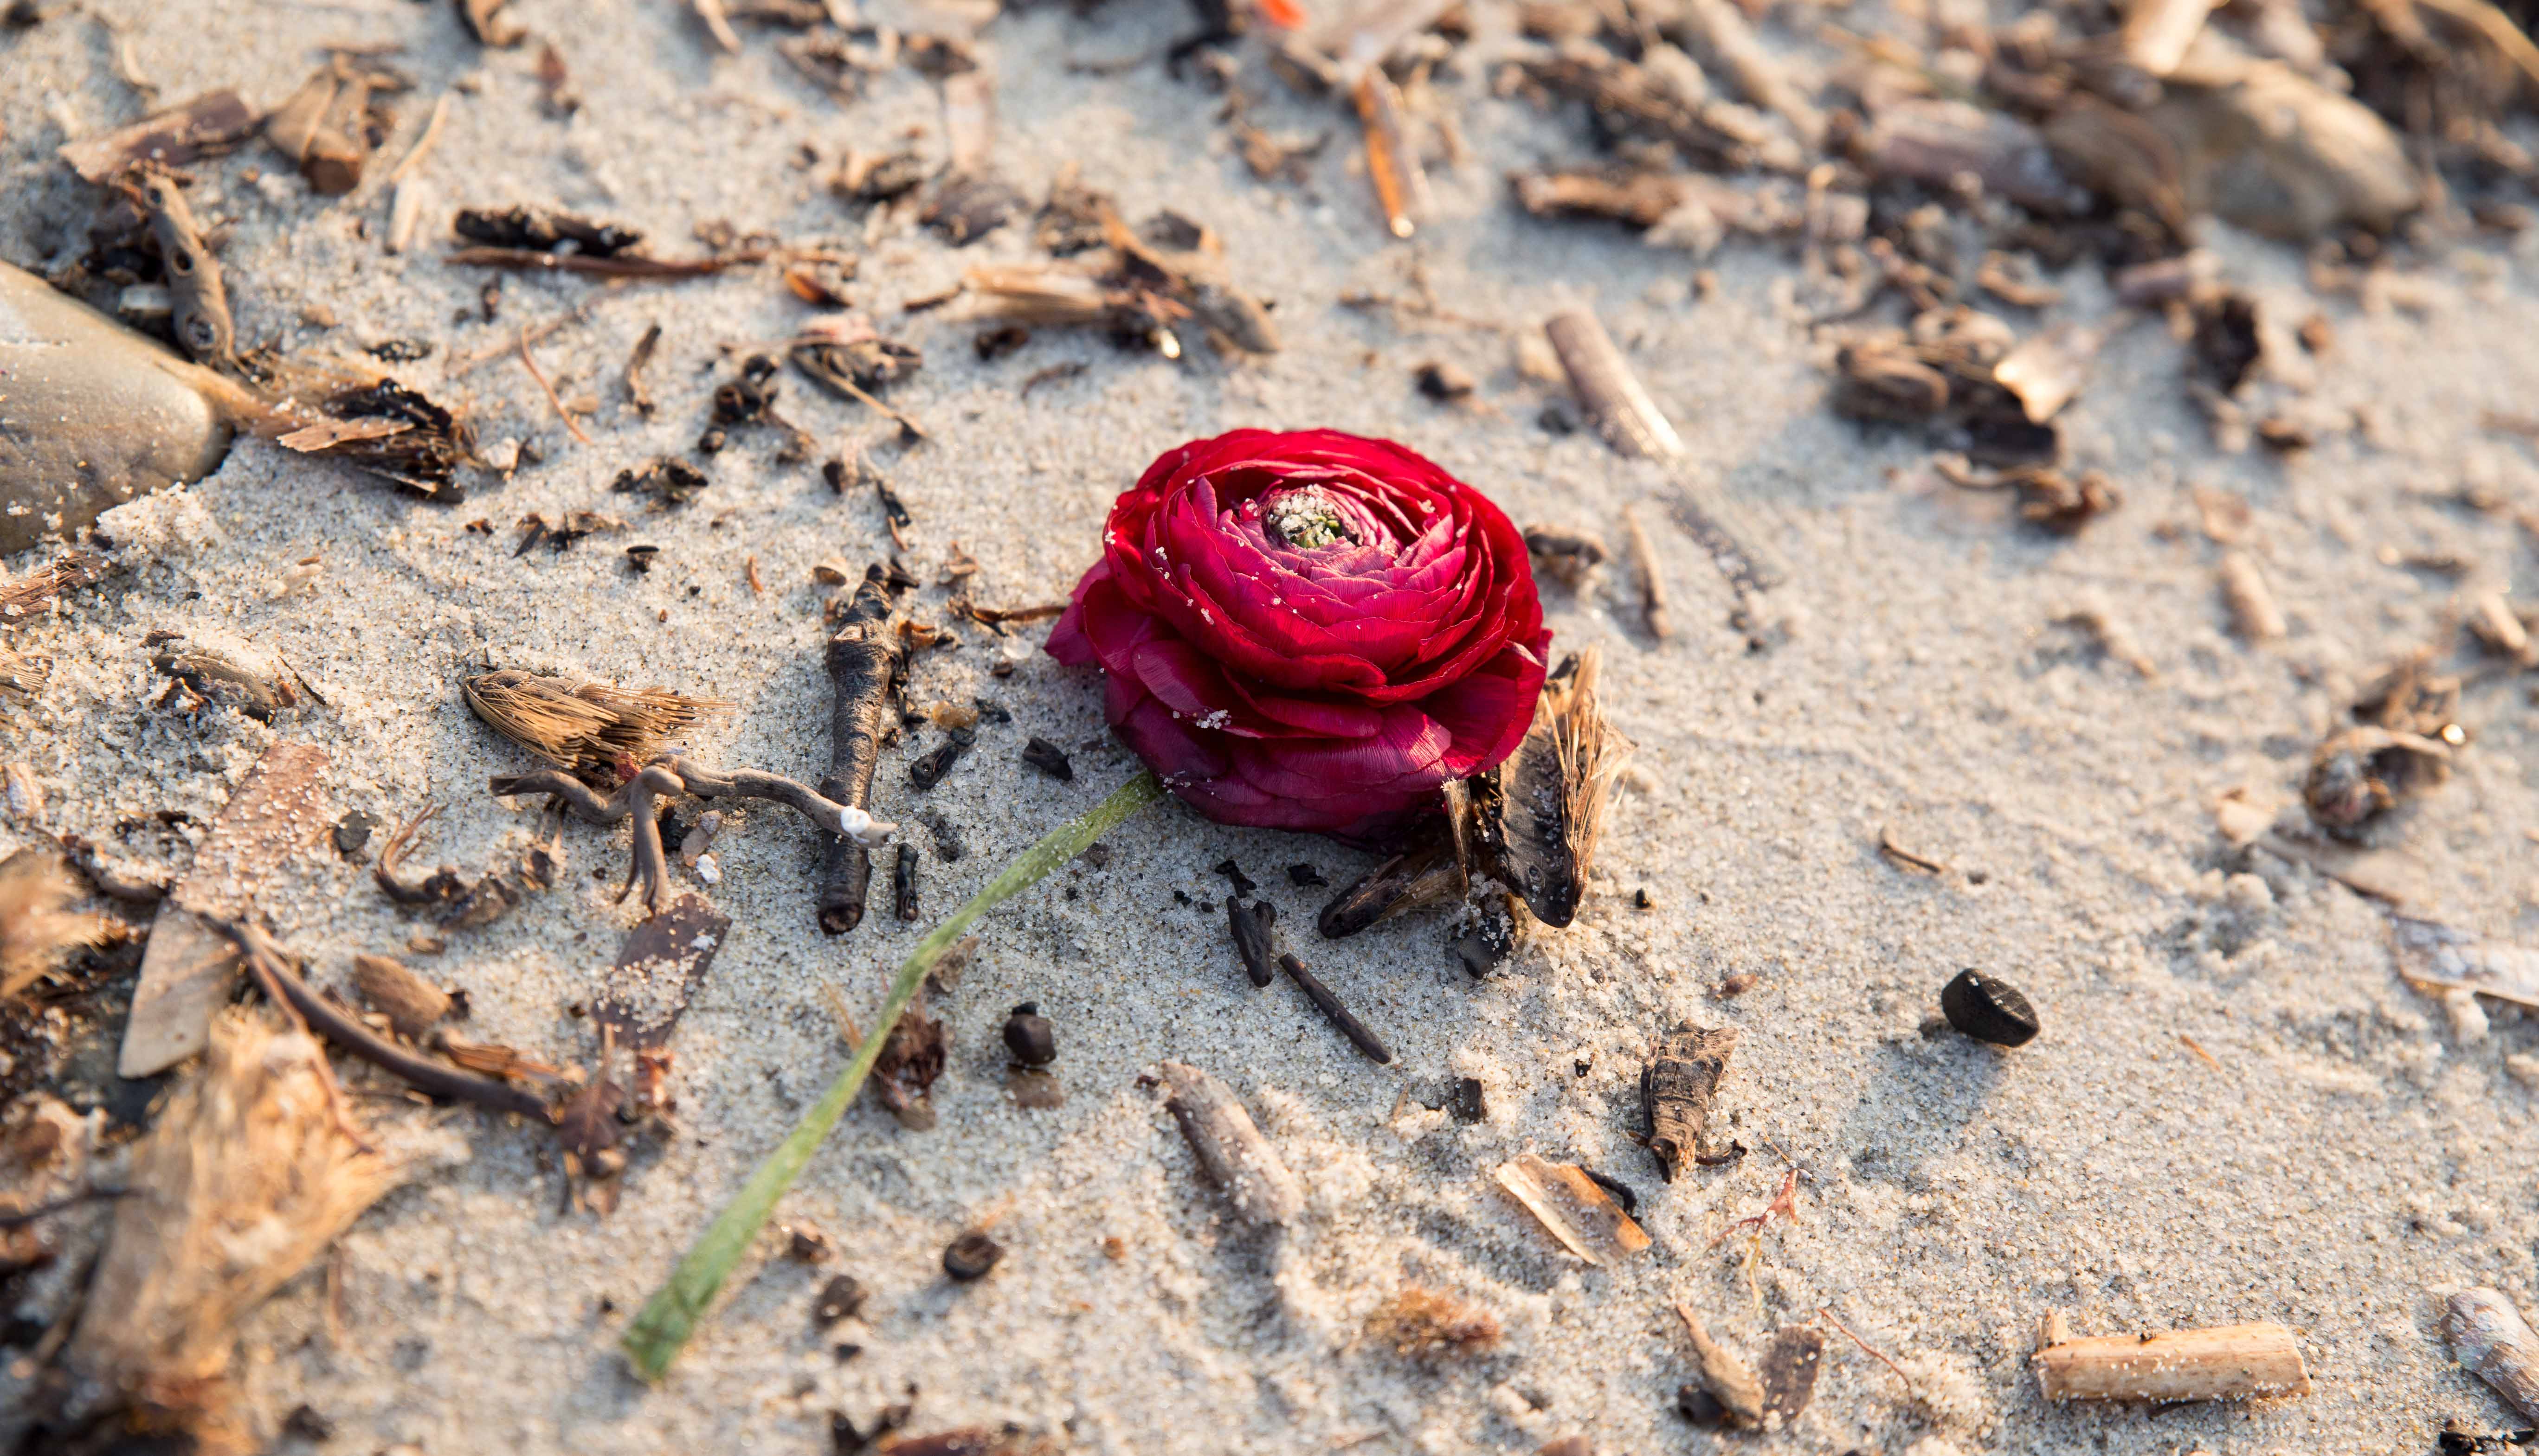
[1494,1153,1650,1265]
[120,743,330,1078]
[1642,1021,1738,1180]
[1675,1302,1766,1426]
[2033,1317,2312,1401]
[2448,1288,2539,1421]
[818,571,905,933]
[63,1013,403,1440]
[131,171,233,365]
[1159,1061,1304,1227]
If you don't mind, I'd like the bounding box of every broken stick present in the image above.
[819,569,906,933]
[2033,1316,2312,1402]
[1159,1061,1305,1227]
[2448,1287,2539,1421]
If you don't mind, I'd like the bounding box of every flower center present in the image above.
[1264,488,1353,549]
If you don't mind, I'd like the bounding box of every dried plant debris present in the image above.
[120,742,330,1079]
[2449,1289,2539,1422]
[1494,1152,1650,1265]
[1523,526,1607,591]
[1317,832,1463,939]
[923,173,1029,246]
[151,632,305,721]
[1226,893,1280,987]
[2032,1314,2312,1401]
[1365,1287,1502,1359]
[464,670,723,786]
[1642,1021,1738,1181]
[58,1013,404,1451]
[372,805,561,930]
[455,205,643,257]
[594,895,730,1059]
[281,379,470,497]
[819,571,907,933]
[266,57,405,194]
[1469,648,1631,929]
[351,953,453,1041]
[2303,660,2461,837]
[969,191,1278,358]
[1506,42,1804,174]
[1759,1326,1825,1423]
[870,991,947,1130]
[57,90,259,183]
[1546,310,1681,459]
[1278,952,1392,1063]
[0,849,115,1000]
[1159,1061,1304,1228]
[1675,1303,1766,1428]
[2391,918,2539,1010]
[125,170,232,365]
[613,455,713,508]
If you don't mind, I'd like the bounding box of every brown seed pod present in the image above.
[1642,1021,1739,1181]
[462,669,723,785]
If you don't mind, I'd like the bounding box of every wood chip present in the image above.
[1160,1061,1304,1227]
[2033,1318,2312,1401]
[2448,1288,2539,1421]
[120,742,331,1078]
[1493,1152,1650,1265]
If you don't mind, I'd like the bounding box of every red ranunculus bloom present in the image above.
[1048,429,1550,843]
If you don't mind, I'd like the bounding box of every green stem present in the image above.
[620,770,1163,1382]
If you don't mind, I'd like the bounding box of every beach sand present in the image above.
[7,0,2539,1450]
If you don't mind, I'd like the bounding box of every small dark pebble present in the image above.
[1212,858,1256,898]
[1675,1383,1728,1427]
[813,1274,867,1325]
[1448,907,1514,979]
[282,1404,334,1441]
[625,543,659,573]
[332,810,378,859]
[1002,1003,1056,1066]
[1285,862,1327,887]
[1078,841,1110,869]
[1539,400,1579,435]
[1449,1076,1485,1124]
[834,1342,864,1363]
[1940,968,2040,1047]
[1172,889,1193,906]
[788,1225,834,1264]
[909,730,975,789]
[1021,736,1075,781]
[1580,1166,1637,1217]
[990,659,1015,678]
[973,700,1013,724]
[1633,887,1654,910]
[943,1230,1004,1281]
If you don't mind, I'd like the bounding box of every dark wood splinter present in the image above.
[894,844,920,922]
[819,569,904,934]
[1278,952,1392,1064]
[1226,896,1277,987]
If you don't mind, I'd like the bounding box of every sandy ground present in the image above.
[9,0,2539,1451]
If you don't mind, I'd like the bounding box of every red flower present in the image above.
[1048,429,1549,843]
